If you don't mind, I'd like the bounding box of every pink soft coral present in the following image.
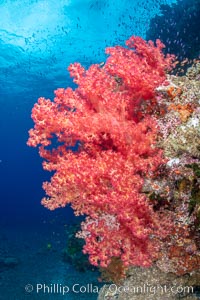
[27,36,174,268]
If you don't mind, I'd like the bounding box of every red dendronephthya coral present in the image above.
[27,36,175,268]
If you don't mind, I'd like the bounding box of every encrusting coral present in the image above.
[147,62,200,276]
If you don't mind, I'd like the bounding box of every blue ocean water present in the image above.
[0,0,199,299]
